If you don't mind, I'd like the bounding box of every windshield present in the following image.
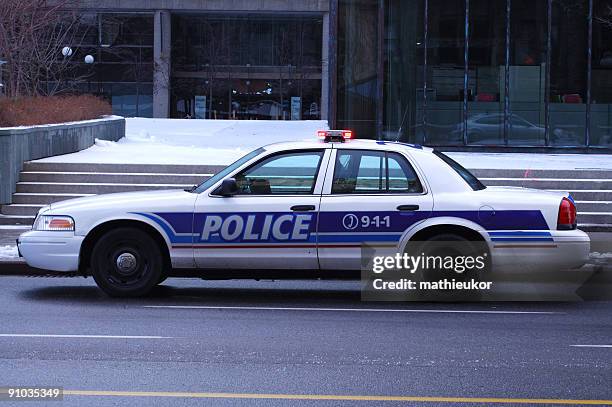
[433,150,486,191]
[193,147,265,193]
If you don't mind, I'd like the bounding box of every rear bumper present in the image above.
[492,229,590,272]
[17,231,83,272]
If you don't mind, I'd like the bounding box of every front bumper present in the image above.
[17,231,84,272]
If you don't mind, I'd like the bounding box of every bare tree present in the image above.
[0,0,86,98]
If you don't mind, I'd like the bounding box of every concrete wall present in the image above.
[153,10,172,118]
[0,117,125,204]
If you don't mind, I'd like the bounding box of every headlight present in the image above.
[33,215,75,231]
[32,206,51,230]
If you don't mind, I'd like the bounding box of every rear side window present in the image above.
[332,150,423,194]
[433,150,486,191]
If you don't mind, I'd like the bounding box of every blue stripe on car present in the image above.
[134,210,551,246]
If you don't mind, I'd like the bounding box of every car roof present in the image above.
[262,139,434,154]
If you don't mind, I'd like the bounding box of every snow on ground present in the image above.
[591,252,612,259]
[36,118,612,169]
[0,226,31,230]
[38,118,329,165]
[0,245,18,259]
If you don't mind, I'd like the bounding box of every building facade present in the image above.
[74,0,612,149]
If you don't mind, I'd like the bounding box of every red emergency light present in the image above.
[317,129,354,142]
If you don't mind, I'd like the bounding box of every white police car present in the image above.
[18,130,590,297]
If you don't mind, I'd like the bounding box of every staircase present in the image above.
[1,162,611,231]
[0,162,221,226]
[471,169,612,232]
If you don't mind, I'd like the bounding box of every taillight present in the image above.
[557,197,577,230]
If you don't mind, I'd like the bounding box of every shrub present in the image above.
[0,95,113,127]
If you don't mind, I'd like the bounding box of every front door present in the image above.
[194,149,329,270]
[318,148,433,270]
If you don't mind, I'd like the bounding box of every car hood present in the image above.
[48,189,196,213]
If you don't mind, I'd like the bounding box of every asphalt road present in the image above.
[0,276,610,406]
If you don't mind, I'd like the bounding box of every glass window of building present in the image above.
[549,0,588,146]
[338,0,612,149]
[384,0,424,143]
[85,13,154,117]
[171,15,322,121]
[466,0,506,145]
[508,0,548,145]
[591,0,612,146]
[425,0,465,145]
[337,0,380,138]
[47,12,154,117]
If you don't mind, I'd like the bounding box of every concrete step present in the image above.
[564,191,612,201]
[471,169,612,179]
[0,214,34,226]
[1,204,45,217]
[578,223,612,232]
[23,162,225,175]
[15,182,190,194]
[575,201,612,212]
[577,212,612,225]
[19,171,210,185]
[481,178,612,190]
[11,193,94,205]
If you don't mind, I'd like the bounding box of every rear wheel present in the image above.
[90,228,163,297]
[410,233,488,300]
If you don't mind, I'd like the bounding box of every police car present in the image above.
[17,130,590,297]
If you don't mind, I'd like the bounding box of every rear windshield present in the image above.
[433,151,486,191]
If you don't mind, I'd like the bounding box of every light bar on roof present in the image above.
[317,129,354,142]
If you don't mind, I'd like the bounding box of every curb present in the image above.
[0,261,78,277]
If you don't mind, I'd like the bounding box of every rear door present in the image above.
[318,148,433,270]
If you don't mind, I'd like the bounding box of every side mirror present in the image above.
[218,178,239,197]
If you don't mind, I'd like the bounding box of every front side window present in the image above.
[195,147,264,193]
[332,150,423,194]
[233,150,324,195]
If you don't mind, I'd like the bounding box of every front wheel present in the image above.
[90,228,163,297]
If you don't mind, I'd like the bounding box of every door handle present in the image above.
[291,205,316,212]
[397,204,419,211]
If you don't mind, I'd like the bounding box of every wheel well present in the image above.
[79,220,171,276]
[409,224,486,243]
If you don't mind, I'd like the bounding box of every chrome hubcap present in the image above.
[116,252,137,274]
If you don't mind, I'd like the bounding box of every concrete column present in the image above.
[153,10,171,118]
[320,12,330,121]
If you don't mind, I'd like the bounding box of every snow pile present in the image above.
[0,245,18,259]
[38,119,329,165]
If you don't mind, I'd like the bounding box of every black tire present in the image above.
[90,227,163,297]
